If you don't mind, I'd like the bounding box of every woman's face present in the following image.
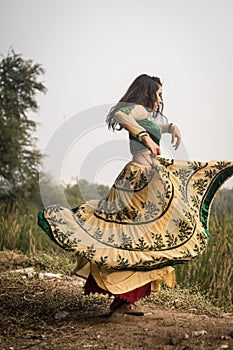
[153,85,163,112]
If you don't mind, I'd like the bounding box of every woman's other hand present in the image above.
[141,135,161,156]
[171,125,182,150]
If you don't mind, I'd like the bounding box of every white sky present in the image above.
[1,0,233,188]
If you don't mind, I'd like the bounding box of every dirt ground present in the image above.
[0,252,232,350]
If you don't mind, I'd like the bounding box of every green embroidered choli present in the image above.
[114,104,163,154]
[129,117,162,153]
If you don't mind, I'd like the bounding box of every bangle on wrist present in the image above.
[168,123,174,133]
[136,131,149,141]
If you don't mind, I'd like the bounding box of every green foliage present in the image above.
[32,171,69,209]
[32,174,109,210]
[0,49,46,210]
[64,178,109,208]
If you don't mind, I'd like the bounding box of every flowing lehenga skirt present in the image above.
[38,157,233,294]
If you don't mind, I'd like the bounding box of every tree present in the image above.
[64,178,109,208]
[0,49,46,210]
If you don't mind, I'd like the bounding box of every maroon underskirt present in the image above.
[84,273,151,303]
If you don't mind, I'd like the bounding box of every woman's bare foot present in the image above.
[111,300,144,316]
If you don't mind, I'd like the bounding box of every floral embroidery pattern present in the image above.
[41,158,233,270]
[113,163,155,192]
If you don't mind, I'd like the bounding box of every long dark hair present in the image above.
[106,74,164,131]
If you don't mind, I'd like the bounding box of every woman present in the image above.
[38,74,233,316]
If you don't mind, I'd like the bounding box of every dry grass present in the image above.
[176,213,233,309]
[0,253,233,350]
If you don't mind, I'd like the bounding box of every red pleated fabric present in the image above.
[84,273,151,303]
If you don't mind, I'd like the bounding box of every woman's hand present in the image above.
[141,135,161,156]
[171,125,182,150]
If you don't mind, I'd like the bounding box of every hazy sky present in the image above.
[1,0,233,188]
